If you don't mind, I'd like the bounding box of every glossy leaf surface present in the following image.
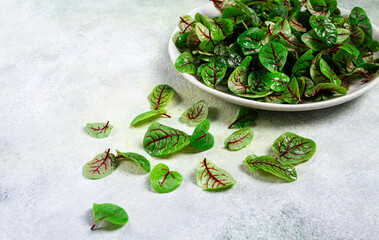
[92,203,128,230]
[179,15,195,33]
[292,49,314,77]
[83,149,117,179]
[310,53,330,84]
[301,30,329,51]
[224,128,254,151]
[201,62,227,89]
[228,66,250,95]
[175,52,196,74]
[229,106,258,129]
[262,72,290,92]
[150,163,182,193]
[116,150,151,173]
[309,15,337,46]
[319,58,341,85]
[131,109,167,126]
[259,42,288,72]
[248,70,270,95]
[86,121,113,139]
[237,28,264,50]
[180,100,208,127]
[305,83,347,97]
[197,158,236,190]
[190,119,214,151]
[282,77,301,104]
[214,44,242,68]
[148,84,174,110]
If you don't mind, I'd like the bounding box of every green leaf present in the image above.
[262,93,285,104]
[197,158,236,190]
[195,13,212,28]
[262,72,291,92]
[213,44,243,68]
[237,28,264,50]
[221,7,247,25]
[335,43,359,57]
[248,70,271,94]
[178,15,195,33]
[309,15,337,46]
[235,0,261,26]
[349,25,365,47]
[301,30,329,51]
[292,49,314,77]
[175,52,196,75]
[131,109,167,126]
[228,66,250,95]
[259,42,288,72]
[224,128,254,151]
[289,16,307,32]
[190,120,214,151]
[307,0,330,18]
[272,132,317,165]
[201,62,227,89]
[228,106,258,129]
[282,77,301,104]
[180,100,209,127]
[268,6,289,20]
[172,31,188,52]
[336,28,351,43]
[150,163,182,193]
[186,28,201,50]
[83,149,117,179]
[310,53,330,84]
[319,58,341,85]
[143,122,190,156]
[240,56,252,69]
[244,155,297,182]
[148,84,174,110]
[305,83,347,97]
[273,18,291,35]
[86,121,113,139]
[91,203,128,230]
[214,18,234,37]
[349,7,373,41]
[115,150,151,173]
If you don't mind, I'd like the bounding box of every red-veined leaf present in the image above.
[220,6,246,25]
[86,121,113,139]
[279,32,309,53]
[273,18,291,35]
[83,149,117,179]
[307,0,330,18]
[148,84,174,110]
[196,158,236,190]
[186,28,201,50]
[228,66,250,95]
[224,128,254,151]
[290,16,307,32]
[282,77,301,104]
[178,15,195,33]
[292,49,314,77]
[349,25,365,47]
[349,7,373,40]
[259,42,288,72]
[305,83,347,97]
[91,203,128,230]
[228,106,258,129]
[235,0,261,26]
[262,72,290,92]
[116,151,151,173]
[131,109,168,127]
[172,31,188,52]
[211,0,235,13]
[248,69,271,94]
[336,28,351,43]
[309,15,337,46]
[180,100,208,127]
[301,29,329,51]
[310,53,330,84]
[175,52,196,75]
[319,58,342,85]
[213,44,242,68]
[237,27,264,50]
[150,163,182,193]
[190,120,214,151]
[262,93,285,104]
[201,62,227,89]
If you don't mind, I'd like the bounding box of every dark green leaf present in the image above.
[237,28,264,50]
[310,53,330,84]
[292,49,314,77]
[259,42,288,72]
[248,69,271,94]
[214,44,243,68]
[309,15,337,46]
[301,30,329,51]
[319,58,341,85]
[262,72,290,92]
[305,83,347,97]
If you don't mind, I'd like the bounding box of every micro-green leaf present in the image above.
[148,84,174,111]
[116,150,151,173]
[131,109,168,127]
[224,128,254,151]
[180,100,208,127]
[150,163,183,193]
[197,158,236,190]
[190,119,214,151]
[175,52,196,75]
[259,42,288,72]
[91,203,128,230]
[86,121,113,139]
[228,106,258,129]
[83,149,117,179]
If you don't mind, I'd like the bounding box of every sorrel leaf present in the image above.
[228,106,258,129]
[244,155,297,182]
[228,66,250,95]
[319,58,341,85]
[221,6,246,25]
[148,84,174,110]
[259,42,288,72]
[335,43,359,57]
[224,128,254,151]
[235,0,261,26]
[248,70,271,94]
[178,15,195,33]
[201,62,227,89]
[175,52,196,75]
[336,28,351,43]
[143,122,190,156]
[262,72,291,92]
[86,121,113,139]
[190,119,214,151]
[310,53,330,84]
[301,29,329,51]
[305,83,347,97]
[237,28,264,50]
[292,49,314,77]
[349,7,373,40]
[83,149,117,179]
[272,132,316,165]
[115,150,151,173]
[91,203,128,230]
[282,77,301,104]
[290,16,307,32]
[180,100,209,127]
[213,44,243,68]
[131,109,168,127]
[196,158,236,190]
[309,15,337,46]
[262,93,285,104]
[172,31,188,52]
[273,18,291,35]
[307,0,330,18]
[150,163,182,193]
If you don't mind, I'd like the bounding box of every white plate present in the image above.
[168,3,379,111]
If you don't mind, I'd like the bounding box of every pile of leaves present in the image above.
[173,0,379,104]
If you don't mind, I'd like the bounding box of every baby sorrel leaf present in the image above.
[197,158,236,190]
[282,77,301,104]
[116,150,151,173]
[175,52,196,75]
[248,70,270,95]
[201,62,227,89]
[131,109,168,127]
[306,0,330,18]
[228,66,250,95]
[301,30,329,51]
[190,119,214,151]
[180,100,209,127]
[91,203,128,230]
[305,83,347,97]
[86,121,113,139]
[237,28,264,50]
[244,155,297,182]
[213,44,242,68]
[143,122,190,157]
[310,53,330,84]
[289,16,307,32]
[259,42,288,73]
[336,28,351,43]
[150,163,183,193]
[262,72,290,92]
[309,15,337,46]
[292,49,314,77]
[229,106,258,129]
[148,84,174,110]
[319,59,341,85]
[272,132,316,165]
[178,15,195,33]
[83,149,117,179]
[349,7,373,40]
[224,128,254,151]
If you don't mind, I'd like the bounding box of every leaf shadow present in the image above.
[207,107,219,121]
[82,127,91,136]
[240,164,288,184]
[145,175,156,193]
[84,208,125,231]
[117,160,149,175]
[189,170,197,185]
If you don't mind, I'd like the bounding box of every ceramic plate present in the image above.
[168,3,379,111]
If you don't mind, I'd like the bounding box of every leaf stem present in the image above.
[162,113,171,118]
[242,21,249,30]
[91,224,97,230]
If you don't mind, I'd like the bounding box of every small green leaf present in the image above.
[213,44,243,68]
[262,93,285,104]
[235,0,261,26]
[180,100,209,127]
[201,62,227,89]
[240,56,252,69]
[273,18,291,35]
[301,30,329,51]
[115,150,151,173]
[83,149,117,179]
[131,109,167,126]
[190,119,215,151]
[305,83,347,97]
[319,58,341,85]
[244,155,297,182]
[197,158,236,190]
[310,53,330,84]
[292,49,314,77]
[248,70,271,95]
[172,31,188,52]
[289,16,307,32]
[91,203,128,230]
[228,106,258,129]
[175,52,196,75]
[349,7,373,41]
[228,66,250,95]
[150,163,182,193]
[143,122,190,157]
[237,28,264,50]
[86,121,113,139]
[336,28,351,43]
[349,26,365,47]
[259,42,288,72]
[282,77,301,104]
[307,0,330,18]
[224,128,254,151]
[221,7,246,25]
[148,84,174,110]
[262,72,290,92]
[309,15,337,46]
[335,43,359,57]
[178,15,195,33]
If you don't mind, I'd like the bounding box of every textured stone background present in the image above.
[0,0,378,239]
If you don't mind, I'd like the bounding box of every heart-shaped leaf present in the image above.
[248,70,271,94]
[91,203,128,230]
[175,52,196,75]
[83,149,117,179]
[180,100,208,127]
[224,128,254,151]
[272,132,316,165]
[178,15,195,33]
[292,49,314,77]
[197,158,236,190]
[319,58,341,85]
[259,42,288,72]
[86,121,113,139]
[150,163,182,193]
[282,77,301,104]
[213,44,242,68]
[131,109,168,126]
[309,15,337,46]
[349,7,373,41]
[237,28,264,50]
[148,84,174,110]
[228,66,250,95]
[116,150,151,173]
[190,119,214,151]
[143,122,190,157]
[229,106,258,129]
[290,16,307,32]
[310,53,330,84]
[301,30,329,51]
[244,155,297,182]
[305,83,347,97]
[201,62,227,89]
[336,28,351,43]
[262,72,290,92]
